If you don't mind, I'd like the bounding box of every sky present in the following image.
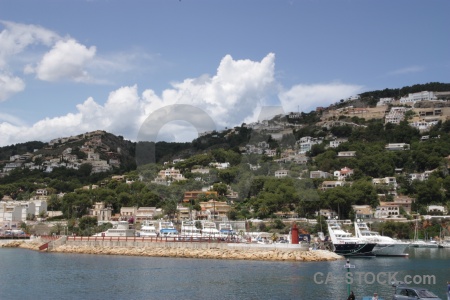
[0,0,449,147]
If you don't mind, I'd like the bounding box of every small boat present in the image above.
[138,220,158,237]
[438,242,450,248]
[409,240,439,248]
[158,221,179,237]
[327,221,376,257]
[354,221,409,256]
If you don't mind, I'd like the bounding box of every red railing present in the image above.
[65,236,244,243]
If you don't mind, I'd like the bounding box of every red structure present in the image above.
[291,223,299,244]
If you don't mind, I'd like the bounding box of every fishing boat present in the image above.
[354,220,409,256]
[138,220,158,237]
[327,221,376,257]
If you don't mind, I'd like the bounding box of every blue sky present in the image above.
[0,0,449,146]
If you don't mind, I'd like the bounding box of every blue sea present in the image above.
[0,247,449,300]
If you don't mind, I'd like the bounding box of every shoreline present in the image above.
[2,240,344,262]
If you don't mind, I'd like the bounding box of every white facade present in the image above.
[275,170,289,178]
[385,143,410,151]
[399,91,437,104]
[377,97,394,106]
[330,139,348,148]
[374,203,400,219]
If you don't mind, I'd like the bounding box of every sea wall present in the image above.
[1,239,344,262]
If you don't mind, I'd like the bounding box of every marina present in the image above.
[1,245,449,300]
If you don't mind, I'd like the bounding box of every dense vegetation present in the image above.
[2,83,450,237]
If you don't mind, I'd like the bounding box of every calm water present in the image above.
[0,247,449,300]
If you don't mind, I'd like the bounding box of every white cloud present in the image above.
[0,53,363,146]
[279,82,363,113]
[0,20,59,68]
[0,72,25,101]
[29,39,96,82]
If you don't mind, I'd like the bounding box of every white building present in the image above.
[377,97,394,107]
[385,143,410,151]
[329,138,348,148]
[374,202,400,219]
[297,136,323,154]
[399,91,437,104]
[310,170,333,179]
[334,167,354,181]
[275,169,289,178]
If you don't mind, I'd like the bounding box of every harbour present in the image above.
[1,245,449,300]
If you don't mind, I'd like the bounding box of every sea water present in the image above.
[0,247,448,300]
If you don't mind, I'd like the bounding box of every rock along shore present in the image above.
[2,240,343,262]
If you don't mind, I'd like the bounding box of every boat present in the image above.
[409,218,439,248]
[138,220,158,237]
[179,220,202,240]
[218,223,236,239]
[409,240,439,248]
[438,241,450,248]
[200,221,221,238]
[158,221,179,237]
[94,221,136,237]
[354,220,409,256]
[327,221,376,257]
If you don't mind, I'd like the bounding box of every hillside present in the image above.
[1,83,450,239]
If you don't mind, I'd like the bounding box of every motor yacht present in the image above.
[327,221,376,257]
[201,221,221,238]
[179,220,202,240]
[138,220,158,237]
[354,221,409,256]
[158,221,179,237]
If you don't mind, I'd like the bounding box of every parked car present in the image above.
[392,282,441,300]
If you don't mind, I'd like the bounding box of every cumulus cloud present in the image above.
[279,82,363,113]
[27,39,96,82]
[0,72,25,101]
[0,20,59,68]
[0,53,362,146]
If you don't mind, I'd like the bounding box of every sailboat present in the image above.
[410,218,438,248]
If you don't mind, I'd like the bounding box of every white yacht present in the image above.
[179,220,202,240]
[218,223,236,238]
[201,221,221,238]
[354,221,409,256]
[94,221,136,237]
[138,220,158,237]
[158,221,179,237]
[327,221,376,256]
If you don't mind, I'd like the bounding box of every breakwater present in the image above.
[1,238,343,262]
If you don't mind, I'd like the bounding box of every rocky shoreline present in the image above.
[2,240,343,262]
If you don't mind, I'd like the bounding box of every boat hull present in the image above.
[333,242,376,256]
[372,243,409,256]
